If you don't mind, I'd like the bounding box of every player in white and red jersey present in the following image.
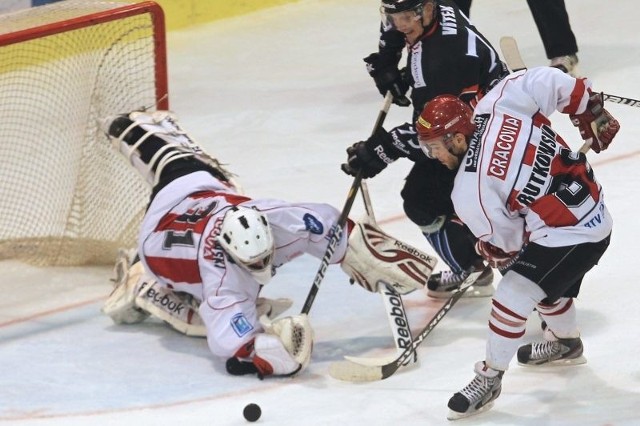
[415,66,620,419]
[100,110,436,379]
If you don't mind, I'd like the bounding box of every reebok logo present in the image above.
[138,281,185,315]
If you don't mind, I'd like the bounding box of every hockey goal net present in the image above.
[0,0,168,266]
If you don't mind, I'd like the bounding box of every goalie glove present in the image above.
[569,91,620,153]
[226,314,314,379]
[475,240,519,270]
[341,221,438,295]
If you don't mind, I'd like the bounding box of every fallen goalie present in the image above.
[100,109,436,378]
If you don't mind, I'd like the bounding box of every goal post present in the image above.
[0,0,168,266]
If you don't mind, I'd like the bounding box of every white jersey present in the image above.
[138,171,348,357]
[452,67,612,253]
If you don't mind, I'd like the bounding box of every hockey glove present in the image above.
[475,240,519,270]
[341,127,400,178]
[570,91,620,153]
[364,53,411,107]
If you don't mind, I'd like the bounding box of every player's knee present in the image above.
[403,200,445,234]
[493,271,546,316]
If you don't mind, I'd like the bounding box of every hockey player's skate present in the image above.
[517,332,586,366]
[427,264,494,298]
[550,54,579,77]
[447,361,504,420]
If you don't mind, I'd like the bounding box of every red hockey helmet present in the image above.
[415,95,475,141]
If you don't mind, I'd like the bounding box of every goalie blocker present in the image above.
[341,221,437,295]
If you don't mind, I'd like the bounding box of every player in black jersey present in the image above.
[341,0,509,297]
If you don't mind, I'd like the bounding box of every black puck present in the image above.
[243,403,261,422]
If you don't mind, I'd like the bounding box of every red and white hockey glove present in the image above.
[570,91,620,153]
[475,240,519,270]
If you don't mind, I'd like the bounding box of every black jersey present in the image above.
[377,0,509,162]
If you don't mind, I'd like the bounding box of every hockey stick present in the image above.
[329,270,483,382]
[354,177,418,366]
[341,283,418,367]
[499,36,640,108]
[300,92,394,315]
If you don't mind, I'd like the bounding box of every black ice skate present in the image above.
[427,264,494,298]
[517,333,586,366]
[447,361,504,420]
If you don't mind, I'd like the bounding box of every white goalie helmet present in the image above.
[216,206,275,285]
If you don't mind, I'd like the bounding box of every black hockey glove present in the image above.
[363,53,411,107]
[341,127,400,179]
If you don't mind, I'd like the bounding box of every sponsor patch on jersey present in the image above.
[464,114,488,173]
[303,213,324,235]
[230,313,254,337]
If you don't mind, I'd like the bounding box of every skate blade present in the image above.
[427,284,494,300]
[462,284,494,298]
[518,355,587,367]
[446,401,495,421]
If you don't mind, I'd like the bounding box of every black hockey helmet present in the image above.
[380,0,426,15]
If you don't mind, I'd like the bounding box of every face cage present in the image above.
[380,6,423,31]
[242,248,274,285]
[418,133,454,159]
[246,252,273,272]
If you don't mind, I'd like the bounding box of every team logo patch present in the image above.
[230,313,254,337]
[303,213,324,235]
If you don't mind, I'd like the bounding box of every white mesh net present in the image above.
[0,0,167,265]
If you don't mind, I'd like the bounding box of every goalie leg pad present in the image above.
[341,222,438,295]
[102,251,150,324]
[101,110,241,191]
[135,281,206,337]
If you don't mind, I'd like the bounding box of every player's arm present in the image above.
[517,67,620,152]
[363,25,410,107]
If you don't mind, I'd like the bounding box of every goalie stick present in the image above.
[350,180,419,367]
[500,36,640,108]
[329,270,482,382]
[300,92,393,315]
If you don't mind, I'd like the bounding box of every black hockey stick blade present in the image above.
[329,270,482,382]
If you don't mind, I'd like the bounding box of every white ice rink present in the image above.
[2,0,639,424]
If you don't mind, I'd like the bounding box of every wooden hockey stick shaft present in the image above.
[300,92,394,315]
[500,36,607,155]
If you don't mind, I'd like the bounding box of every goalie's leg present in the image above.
[101,249,150,324]
[340,221,438,295]
[103,250,292,338]
[102,250,206,337]
[101,110,240,191]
